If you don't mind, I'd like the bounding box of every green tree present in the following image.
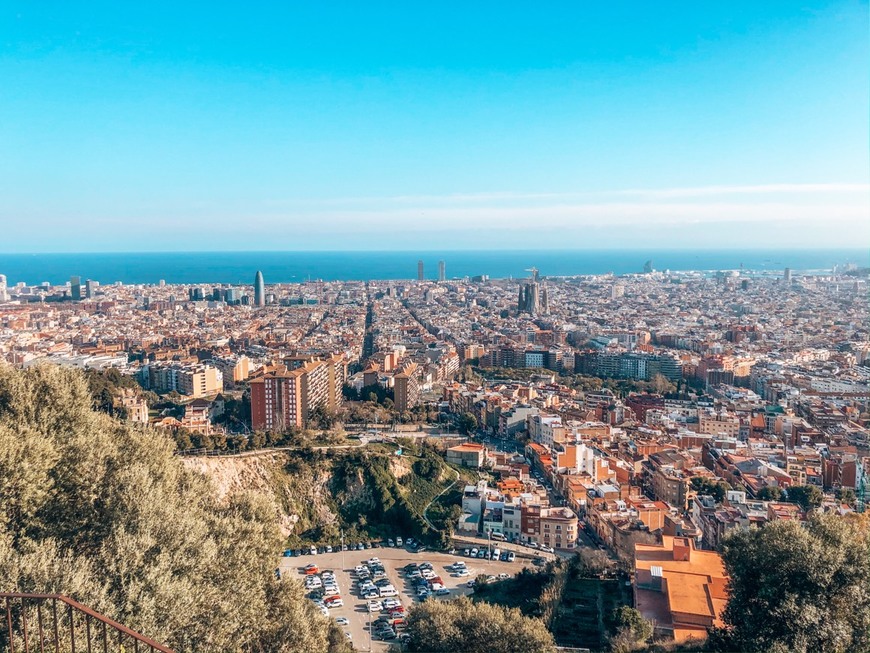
[0,364,348,653]
[406,595,555,653]
[609,606,653,652]
[757,485,783,501]
[691,476,731,503]
[785,484,824,511]
[458,412,478,434]
[714,513,870,653]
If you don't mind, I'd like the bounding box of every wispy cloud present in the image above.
[264,183,870,207]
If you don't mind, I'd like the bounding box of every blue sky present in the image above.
[0,1,867,251]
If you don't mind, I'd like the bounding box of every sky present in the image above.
[0,1,868,252]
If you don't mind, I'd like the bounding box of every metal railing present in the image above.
[1,594,174,653]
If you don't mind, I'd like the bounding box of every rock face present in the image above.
[183,451,341,538]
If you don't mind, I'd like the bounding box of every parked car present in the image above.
[507,552,516,562]
[435,587,450,596]
[368,600,383,612]
[387,538,395,547]
[396,537,403,547]
[335,617,349,626]
[283,549,294,557]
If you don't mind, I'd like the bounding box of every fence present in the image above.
[1,594,173,653]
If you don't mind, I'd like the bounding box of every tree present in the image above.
[576,547,610,578]
[836,488,857,508]
[609,606,653,652]
[0,364,348,653]
[785,484,824,511]
[714,513,870,653]
[757,485,783,501]
[691,477,731,503]
[406,595,555,653]
[458,412,478,434]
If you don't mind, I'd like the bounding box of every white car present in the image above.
[455,569,469,577]
[335,617,349,626]
[498,573,510,580]
[368,600,383,612]
[435,588,450,596]
[379,586,398,598]
[382,599,401,610]
[431,582,445,591]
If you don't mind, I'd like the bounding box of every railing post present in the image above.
[101,621,107,653]
[20,597,29,653]
[85,614,92,653]
[5,596,15,653]
[37,601,45,653]
[68,604,75,653]
[52,599,58,653]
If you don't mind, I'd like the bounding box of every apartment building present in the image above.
[393,362,420,413]
[140,362,223,398]
[520,504,578,550]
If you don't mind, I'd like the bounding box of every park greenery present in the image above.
[0,364,349,653]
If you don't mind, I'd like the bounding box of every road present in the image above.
[280,545,532,652]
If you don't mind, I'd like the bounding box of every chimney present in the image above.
[673,537,691,561]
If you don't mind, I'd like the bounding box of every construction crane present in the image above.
[525,267,539,282]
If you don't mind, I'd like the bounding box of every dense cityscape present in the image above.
[1,260,868,650]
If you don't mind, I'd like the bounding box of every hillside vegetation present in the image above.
[0,364,348,653]
[185,438,460,547]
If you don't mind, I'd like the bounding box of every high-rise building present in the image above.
[85,279,99,299]
[70,276,82,301]
[0,274,7,302]
[438,260,446,282]
[784,267,792,283]
[254,270,265,306]
[417,260,424,281]
[250,355,346,430]
[393,362,420,413]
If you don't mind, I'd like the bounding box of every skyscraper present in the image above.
[417,260,424,281]
[70,276,82,301]
[438,260,446,282]
[254,270,265,306]
[784,268,792,283]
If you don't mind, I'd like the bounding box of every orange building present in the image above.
[634,535,728,644]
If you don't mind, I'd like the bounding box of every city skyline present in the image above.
[1,2,868,252]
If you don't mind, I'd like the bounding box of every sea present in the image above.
[0,249,867,286]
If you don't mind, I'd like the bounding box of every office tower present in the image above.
[212,287,222,301]
[223,288,240,304]
[254,270,265,306]
[159,279,166,287]
[0,274,7,302]
[417,260,424,281]
[784,268,792,283]
[438,260,446,282]
[70,276,82,301]
[643,260,654,274]
[85,279,99,299]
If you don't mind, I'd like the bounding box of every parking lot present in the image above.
[279,543,533,651]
